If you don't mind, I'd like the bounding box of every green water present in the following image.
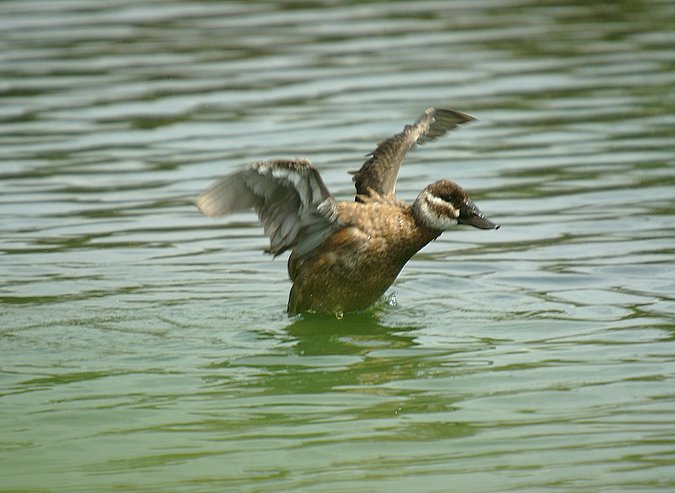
[1,1,674,492]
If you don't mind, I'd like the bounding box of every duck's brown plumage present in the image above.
[287,197,441,314]
[195,107,498,316]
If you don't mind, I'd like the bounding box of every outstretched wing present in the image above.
[195,159,339,256]
[351,107,476,200]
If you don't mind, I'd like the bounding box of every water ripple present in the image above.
[1,1,674,492]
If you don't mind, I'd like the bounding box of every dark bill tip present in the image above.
[459,200,500,230]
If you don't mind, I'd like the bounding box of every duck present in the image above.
[195,107,499,316]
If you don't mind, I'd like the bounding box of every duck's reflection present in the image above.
[284,309,417,357]
[241,309,428,392]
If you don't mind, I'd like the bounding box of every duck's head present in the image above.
[412,179,500,232]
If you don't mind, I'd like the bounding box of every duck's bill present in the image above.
[459,200,500,230]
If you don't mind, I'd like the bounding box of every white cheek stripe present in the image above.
[419,195,459,230]
[427,195,460,218]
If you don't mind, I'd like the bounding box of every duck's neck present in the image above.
[395,203,442,260]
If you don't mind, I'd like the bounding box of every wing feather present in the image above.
[195,159,339,256]
[351,107,476,199]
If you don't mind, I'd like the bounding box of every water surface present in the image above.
[1,1,674,492]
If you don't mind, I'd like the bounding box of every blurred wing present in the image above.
[195,159,339,256]
[351,107,476,200]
